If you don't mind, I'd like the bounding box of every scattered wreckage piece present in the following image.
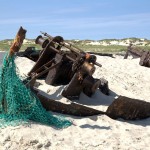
[32,88,150,120]
[106,96,150,120]
[124,43,143,59]
[89,52,114,58]
[17,47,40,61]
[32,88,105,116]
[139,51,150,67]
[25,32,109,99]
[124,43,150,67]
[18,48,114,61]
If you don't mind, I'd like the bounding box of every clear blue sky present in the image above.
[0,0,150,40]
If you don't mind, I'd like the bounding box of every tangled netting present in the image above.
[0,52,72,128]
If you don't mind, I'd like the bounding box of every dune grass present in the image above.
[0,40,150,53]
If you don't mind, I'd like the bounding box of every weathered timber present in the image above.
[9,26,26,57]
[3,27,26,112]
[106,96,150,120]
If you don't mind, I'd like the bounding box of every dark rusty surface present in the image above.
[82,75,100,97]
[33,88,150,120]
[17,47,40,61]
[106,96,150,120]
[89,52,114,58]
[26,32,107,99]
[124,43,143,59]
[99,78,109,95]
[124,43,150,67]
[139,51,150,67]
[28,36,60,76]
[35,89,105,116]
[61,73,83,100]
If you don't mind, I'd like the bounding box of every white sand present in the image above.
[0,55,150,150]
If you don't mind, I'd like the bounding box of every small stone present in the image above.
[30,139,39,145]
[37,143,43,149]
[44,141,51,147]
[47,89,51,93]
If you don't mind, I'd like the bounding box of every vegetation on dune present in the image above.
[0,38,150,53]
[76,45,128,53]
[0,42,41,51]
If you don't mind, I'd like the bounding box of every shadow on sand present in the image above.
[74,89,117,106]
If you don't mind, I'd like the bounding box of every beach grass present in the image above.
[0,40,150,53]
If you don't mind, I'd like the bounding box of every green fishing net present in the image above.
[0,52,72,128]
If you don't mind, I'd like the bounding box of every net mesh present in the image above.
[0,52,72,128]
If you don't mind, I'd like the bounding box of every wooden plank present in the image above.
[9,26,26,57]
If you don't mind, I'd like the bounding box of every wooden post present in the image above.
[9,26,26,57]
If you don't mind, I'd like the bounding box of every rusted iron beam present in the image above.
[33,88,105,116]
[40,32,102,67]
[106,96,150,120]
[33,88,150,120]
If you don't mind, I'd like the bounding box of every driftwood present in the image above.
[106,96,150,120]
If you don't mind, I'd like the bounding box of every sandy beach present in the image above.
[0,54,150,150]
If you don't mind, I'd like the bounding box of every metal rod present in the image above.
[40,31,102,67]
[41,31,83,54]
[26,62,61,87]
[34,59,55,73]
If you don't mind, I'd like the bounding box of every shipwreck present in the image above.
[0,27,150,129]
[16,29,150,120]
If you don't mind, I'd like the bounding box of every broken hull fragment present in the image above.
[33,88,150,120]
[106,96,150,120]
